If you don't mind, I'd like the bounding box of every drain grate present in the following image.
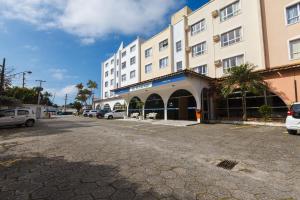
[217,160,238,170]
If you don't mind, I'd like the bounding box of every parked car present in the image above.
[286,102,300,135]
[88,110,98,117]
[83,109,91,117]
[96,110,110,119]
[104,110,126,119]
[0,108,36,127]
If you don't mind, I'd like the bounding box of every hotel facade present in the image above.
[94,0,300,122]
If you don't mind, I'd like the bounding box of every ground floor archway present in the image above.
[144,94,164,119]
[128,97,143,116]
[113,102,122,110]
[103,104,111,112]
[167,89,197,121]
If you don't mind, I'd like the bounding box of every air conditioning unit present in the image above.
[213,35,220,43]
[185,47,191,52]
[214,60,222,67]
[212,10,219,18]
[185,25,190,32]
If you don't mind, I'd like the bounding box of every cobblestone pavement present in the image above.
[0,116,299,200]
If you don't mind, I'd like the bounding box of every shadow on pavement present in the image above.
[0,118,102,140]
[0,155,176,200]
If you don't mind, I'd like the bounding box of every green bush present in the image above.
[0,96,22,107]
[258,105,272,122]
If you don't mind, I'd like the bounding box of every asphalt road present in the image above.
[0,116,299,200]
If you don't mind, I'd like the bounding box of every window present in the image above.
[220,1,240,22]
[17,110,29,116]
[193,65,208,75]
[121,74,126,82]
[176,61,183,71]
[105,71,108,77]
[122,62,126,69]
[130,45,136,52]
[110,68,114,75]
[110,92,114,97]
[286,3,300,24]
[159,57,168,69]
[145,63,152,74]
[105,92,108,98]
[176,41,182,52]
[110,79,114,86]
[105,81,108,87]
[145,48,152,58]
[122,51,126,57]
[116,71,119,77]
[223,54,244,73]
[0,110,15,118]
[290,38,300,60]
[221,27,242,47]
[159,39,168,51]
[130,70,136,79]
[130,57,136,65]
[111,59,114,64]
[105,63,108,68]
[192,42,206,57]
[116,59,119,65]
[191,19,205,36]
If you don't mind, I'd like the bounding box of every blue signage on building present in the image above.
[114,74,186,95]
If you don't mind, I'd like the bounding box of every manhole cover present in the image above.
[217,160,238,170]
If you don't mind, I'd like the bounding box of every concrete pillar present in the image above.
[164,104,168,120]
[142,105,145,120]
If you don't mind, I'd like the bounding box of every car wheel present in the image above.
[287,129,298,135]
[108,115,113,120]
[25,119,35,127]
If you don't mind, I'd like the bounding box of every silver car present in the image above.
[104,110,126,119]
[0,108,36,127]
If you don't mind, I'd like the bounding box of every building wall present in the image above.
[119,38,142,87]
[102,54,116,99]
[141,27,173,81]
[261,0,300,68]
[187,0,266,78]
[172,19,186,72]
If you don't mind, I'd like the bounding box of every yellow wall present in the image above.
[141,27,173,81]
[171,6,192,25]
[261,0,300,68]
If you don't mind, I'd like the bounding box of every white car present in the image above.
[88,110,98,117]
[0,108,36,127]
[82,109,91,117]
[104,110,126,119]
[285,102,300,135]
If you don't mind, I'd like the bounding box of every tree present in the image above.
[76,83,84,90]
[75,88,91,105]
[87,80,97,104]
[221,63,266,121]
[0,96,21,107]
[72,101,82,113]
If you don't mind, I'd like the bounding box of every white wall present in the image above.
[119,38,141,87]
[172,20,186,72]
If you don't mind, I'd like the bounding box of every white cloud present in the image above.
[80,37,95,45]
[49,68,78,80]
[47,84,77,98]
[0,0,184,43]
[24,44,38,51]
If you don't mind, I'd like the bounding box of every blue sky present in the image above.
[0,0,208,105]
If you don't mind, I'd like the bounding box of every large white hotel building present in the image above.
[95,0,300,122]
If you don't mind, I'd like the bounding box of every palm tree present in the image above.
[87,80,97,105]
[76,83,84,90]
[221,63,266,121]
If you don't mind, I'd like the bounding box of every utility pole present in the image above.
[64,94,68,112]
[35,80,46,105]
[22,72,26,88]
[0,58,6,93]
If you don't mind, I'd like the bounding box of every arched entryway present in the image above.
[216,89,288,120]
[103,104,111,112]
[167,89,197,121]
[128,97,143,116]
[96,104,100,110]
[113,102,122,110]
[144,94,164,119]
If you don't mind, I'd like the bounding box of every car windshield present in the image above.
[292,104,300,112]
